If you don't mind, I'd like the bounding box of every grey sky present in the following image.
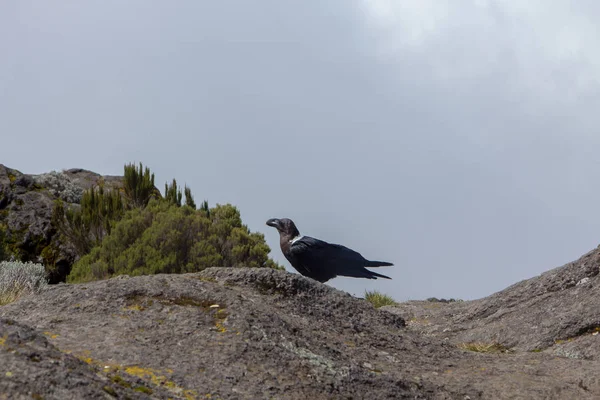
[2,1,600,300]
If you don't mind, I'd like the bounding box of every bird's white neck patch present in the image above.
[290,235,304,244]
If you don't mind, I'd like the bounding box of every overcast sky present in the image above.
[2,1,600,301]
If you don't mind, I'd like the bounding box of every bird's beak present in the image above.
[266,218,280,229]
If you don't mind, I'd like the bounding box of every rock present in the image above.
[0,164,126,283]
[0,318,173,399]
[386,245,600,359]
[1,267,600,398]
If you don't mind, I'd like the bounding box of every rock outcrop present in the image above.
[2,265,600,399]
[386,244,600,360]
[0,165,124,283]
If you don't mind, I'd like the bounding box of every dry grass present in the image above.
[457,342,511,353]
[0,260,48,306]
[364,290,398,308]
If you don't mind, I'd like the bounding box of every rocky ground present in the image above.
[1,246,600,399]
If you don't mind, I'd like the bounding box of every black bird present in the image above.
[266,217,393,283]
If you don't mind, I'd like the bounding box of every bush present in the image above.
[68,199,282,283]
[32,171,84,203]
[52,185,126,257]
[0,223,8,262]
[0,260,48,305]
[123,162,157,208]
[364,290,398,308]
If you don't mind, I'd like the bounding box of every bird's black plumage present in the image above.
[266,218,393,283]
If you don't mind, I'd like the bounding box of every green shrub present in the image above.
[0,260,48,305]
[184,185,196,209]
[0,223,7,262]
[52,185,125,257]
[123,162,157,208]
[164,179,183,207]
[364,290,398,308]
[68,199,282,283]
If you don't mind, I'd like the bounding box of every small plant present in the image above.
[364,290,398,308]
[0,260,48,305]
[457,342,511,353]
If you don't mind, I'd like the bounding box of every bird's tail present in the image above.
[365,260,394,267]
[343,267,392,280]
[366,270,392,280]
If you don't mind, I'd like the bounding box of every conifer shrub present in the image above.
[52,185,125,257]
[123,162,157,208]
[0,260,48,305]
[68,199,282,283]
[184,185,196,209]
[164,179,183,207]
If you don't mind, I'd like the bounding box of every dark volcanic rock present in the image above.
[0,318,173,400]
[2,267,600,399]
[0,164,126,282]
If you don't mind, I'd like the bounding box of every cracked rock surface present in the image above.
[1,262,600,399]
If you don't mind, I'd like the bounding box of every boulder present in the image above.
[1,267,599,399]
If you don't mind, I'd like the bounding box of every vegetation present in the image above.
[2,161,282,284]
[184,186,196,209]
[164,179,183,207]
[364,290,398,308]
[68,199,282,283]
[0,223,7,262]
[123,162,156,208]
[0,260,48,305]
[52,186,125,257]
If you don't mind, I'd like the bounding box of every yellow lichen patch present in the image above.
[123,365,188,395]
[76,355,96,365]
[122,304,145,312]
[110,374,132,388]
[43,331,59,339]
[554,338,574,345]
[194,276,217,283]
[214,321,226,333]
[73,352,121,373]
[134,386,153,395]
[215,309,228,318]
[0,334,7,346]
[71,352,196,398]
[123,295,154,312]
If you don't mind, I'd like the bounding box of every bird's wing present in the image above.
[288,236,366,282]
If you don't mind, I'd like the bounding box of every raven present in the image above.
[266,217,393,283]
